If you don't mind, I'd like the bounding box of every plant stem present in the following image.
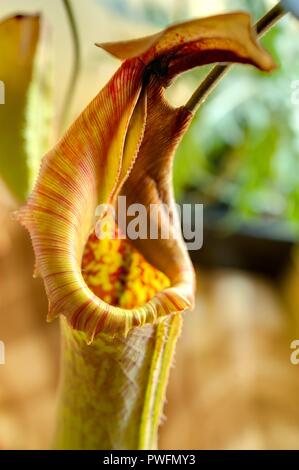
[55,315,182,450]
[185,2,286,113]
[60,0,80,130]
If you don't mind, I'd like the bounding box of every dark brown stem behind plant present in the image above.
[186,2,286,113]
[60,0,81,130]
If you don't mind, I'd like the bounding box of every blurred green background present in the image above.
[173,0,299,239]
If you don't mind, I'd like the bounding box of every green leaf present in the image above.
[0,14,53,202]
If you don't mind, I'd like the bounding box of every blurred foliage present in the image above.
[173,1,299,237]
[0,15,53,202]
[97,0,171,25]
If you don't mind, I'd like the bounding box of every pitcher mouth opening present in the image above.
[81,225,171,311]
